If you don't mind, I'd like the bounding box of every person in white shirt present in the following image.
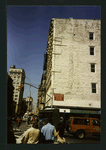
[24,120,40,144]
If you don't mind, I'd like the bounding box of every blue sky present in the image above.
[7,6,101,105]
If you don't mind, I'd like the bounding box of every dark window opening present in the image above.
[89,32,94,40]
[90,47,94,55]
[92,83,96,93]
[92,120,100,126]
[91,64,95,72]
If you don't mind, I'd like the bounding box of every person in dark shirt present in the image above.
[54,120,66,144]
[55,121,64,138]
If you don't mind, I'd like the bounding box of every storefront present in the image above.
[59,108,101,120]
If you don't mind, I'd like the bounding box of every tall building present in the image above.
[40,18,101,117]
[7,73,15,117]
[26,96,33,112]
[9,65,25,115]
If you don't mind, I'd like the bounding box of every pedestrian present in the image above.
[40,118,55,144]
[54,120,66,144]
[23,120,40,144]
[17,116,22,127]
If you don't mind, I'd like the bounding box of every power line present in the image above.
[25,82,38,89]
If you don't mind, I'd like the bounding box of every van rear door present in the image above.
[91,119,101,136]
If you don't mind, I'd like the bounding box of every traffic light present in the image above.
[18,85,21,91]
[18,84,24,91]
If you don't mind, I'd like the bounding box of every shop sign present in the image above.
[70,109,99,114]
[59,109,70,113]
[54,94,64,101]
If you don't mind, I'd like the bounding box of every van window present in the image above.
[92,119,100,126]
[73,118,90,125]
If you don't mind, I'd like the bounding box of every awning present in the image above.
[70,109,101,114]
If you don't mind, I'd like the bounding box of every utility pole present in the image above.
[51,88,56,109]
[24,82,55,110]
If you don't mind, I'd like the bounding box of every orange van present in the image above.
[68,117,100,139]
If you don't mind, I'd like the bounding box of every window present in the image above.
[73,119,89,125]
[14,76,16,78]
[86,119,90,125]
[15,98,17,100]
[92,83,96,93]
[90,47,94,55]
[89,32,94,40]
[92,120,100,126]
[15,95,18,97]
[91,64,95,72]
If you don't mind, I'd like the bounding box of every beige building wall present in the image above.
[9,66,25,113]
[46,18,101,109]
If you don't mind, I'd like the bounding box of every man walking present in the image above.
[41,118,55,144]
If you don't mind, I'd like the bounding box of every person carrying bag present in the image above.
[54,122,66,144]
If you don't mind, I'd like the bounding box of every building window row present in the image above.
[10,72,21,75]
[89,32,97,93]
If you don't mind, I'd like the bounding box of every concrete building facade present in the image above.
[39,18,101,116]
[9,65,25,114]
[26,96,33,112]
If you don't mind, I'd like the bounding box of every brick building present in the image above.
[37,18,101,117]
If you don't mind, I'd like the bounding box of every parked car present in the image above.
[68,117,100,139]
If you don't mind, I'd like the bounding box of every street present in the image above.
[64,132,100,144]
[13,121,100,144]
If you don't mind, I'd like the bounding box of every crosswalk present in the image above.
[13,122,31,144]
